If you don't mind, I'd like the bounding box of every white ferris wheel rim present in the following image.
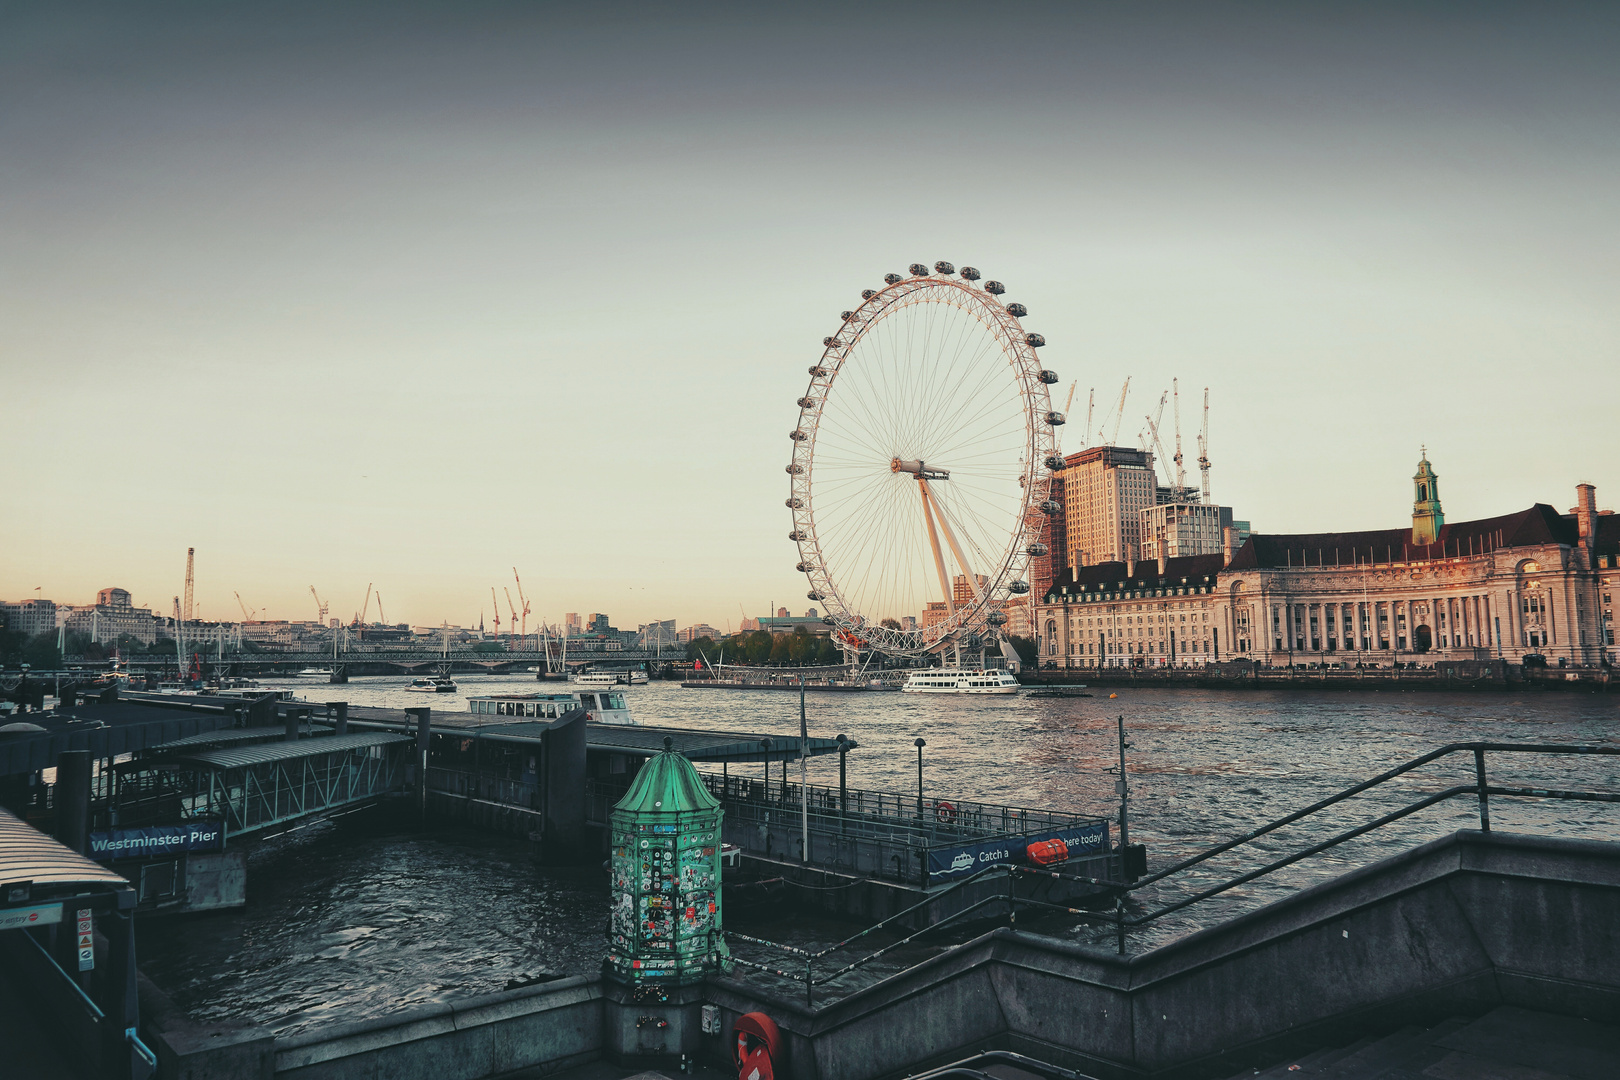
[786,265,1060,658]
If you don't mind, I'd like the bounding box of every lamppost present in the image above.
[914,737,926,819]
[836,733,848,832]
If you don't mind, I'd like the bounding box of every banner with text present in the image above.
[927,819,1110,883]
[89,822,224,862]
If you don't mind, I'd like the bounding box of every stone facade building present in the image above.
[1039,455,1617,669]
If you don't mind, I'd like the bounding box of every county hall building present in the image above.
[1037,454,1617,670]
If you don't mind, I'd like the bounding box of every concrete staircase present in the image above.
[1232,1006,1620,1080]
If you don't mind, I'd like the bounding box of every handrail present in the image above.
[722,741,1620,1002]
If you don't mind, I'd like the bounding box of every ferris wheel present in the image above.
[787,262,1063,660]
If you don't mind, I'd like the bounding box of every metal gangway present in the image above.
[112,729,414,840]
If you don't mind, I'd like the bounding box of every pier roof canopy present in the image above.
[589,723,852,763]
[158,731,412,771]
[0,805,129,896]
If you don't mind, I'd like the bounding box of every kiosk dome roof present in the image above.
[613,740,720,816]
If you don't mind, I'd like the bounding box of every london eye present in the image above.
[787,262,1062,661]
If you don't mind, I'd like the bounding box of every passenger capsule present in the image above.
[786,463,804,475]
[1025,333,1046,348]
[986,611,1009,627]
[789,530,806,541]
[1040,500,1062,516]
[786,497,804,509]
[1038,370,1059,384]
[909,263,930,276]
[1006,303,1028,317]
[840,311,854,321]
[823,336,843,348]
[797,396,815,409]
[884,273,903,285]
[822,615,835,625]
[861,288,877,299]
[959,266,981,280]
[933,261,955,275]
[1008,580,1030,595]
[809,365,828,377]
[790,429,808,441]
[1044,454,1065,470]
[1027,542,1050,557]
[807,591,825,602]
[796,562,812,573]
[985,281,1006,295]
[1046,411,1066,426]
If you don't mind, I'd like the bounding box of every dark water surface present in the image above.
[138,676,1618,1035]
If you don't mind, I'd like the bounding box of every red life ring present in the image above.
[934,800,957,824]
[734,1011,781,1080]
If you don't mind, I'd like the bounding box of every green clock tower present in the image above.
[1411,449,1444,546]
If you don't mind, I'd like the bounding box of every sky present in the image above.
[4,2,1617,632]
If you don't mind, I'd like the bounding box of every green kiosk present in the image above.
[606,736,729,987]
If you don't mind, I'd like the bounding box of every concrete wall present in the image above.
[705,830,1620,1080]
[275,976,602,1080]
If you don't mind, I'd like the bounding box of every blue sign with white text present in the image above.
[927,820,1110,882]
[89,822,224,862]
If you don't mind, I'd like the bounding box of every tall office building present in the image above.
[1059,446,1158,573]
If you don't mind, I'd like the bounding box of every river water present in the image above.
[136,675,1619,1035]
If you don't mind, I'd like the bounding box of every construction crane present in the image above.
[234,591,255,622]
[1143,390,1172,487]
[1197,386,1212,502]
[354,583,372,627]
[376,592,386,626]
[309,586,329,625]
[1082,388,1095,451]
[491,587,502,640]
[512,568,531,648]
[1107,378,1131,447]
[503,587,519,650]
[1172,379,1187,496]
[1054,382,1078,455]
[182,548,195,624]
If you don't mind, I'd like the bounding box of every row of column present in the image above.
[1266,594,1497,656]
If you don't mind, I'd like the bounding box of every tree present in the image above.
[880,617,900,630]
[472,640,505,654]
[1009,635,1039,667]
[814,636,841,665]
[745,631,774,664]
[768,634,792,663]
[685,636,716,662]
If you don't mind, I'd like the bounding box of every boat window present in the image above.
[607,693,626,710]
[524,703,535,717]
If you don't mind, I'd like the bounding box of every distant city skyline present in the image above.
[4,4,1617,630]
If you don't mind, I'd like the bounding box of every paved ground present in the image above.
[1232,1006,1620,1080]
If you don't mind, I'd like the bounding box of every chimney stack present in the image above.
[1158,553,1168,576]
[1575,484,1598,563]
[1222,526,1239,568]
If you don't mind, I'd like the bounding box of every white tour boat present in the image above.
[901,668,1021,694]
[465,689,636,726]
[407,676,458,693]
[296,667,335,679]
[571,671,621,686]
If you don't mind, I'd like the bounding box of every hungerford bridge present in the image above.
[84,647,669,681]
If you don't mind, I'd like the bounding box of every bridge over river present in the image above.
[95,649,672,681]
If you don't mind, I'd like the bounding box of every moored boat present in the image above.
[900,668,1020,694]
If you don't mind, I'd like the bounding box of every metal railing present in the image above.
[724,742,1620,1005]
